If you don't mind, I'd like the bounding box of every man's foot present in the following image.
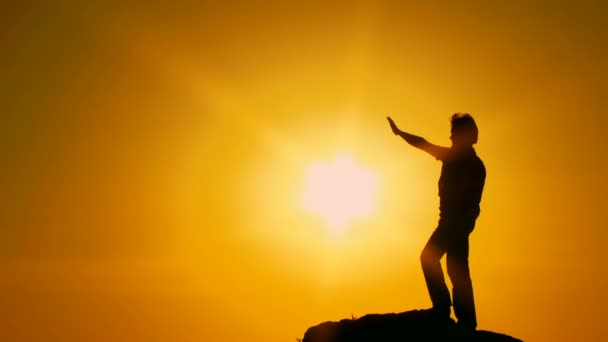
[455,320,477,334]
[421,306,451,320]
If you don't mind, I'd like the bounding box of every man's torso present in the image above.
[438,148,486,219]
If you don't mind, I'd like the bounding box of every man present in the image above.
[387,113,485,331]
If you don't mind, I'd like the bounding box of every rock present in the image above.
[302,309,522,342]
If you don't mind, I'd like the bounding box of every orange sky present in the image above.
[2,2,607,341]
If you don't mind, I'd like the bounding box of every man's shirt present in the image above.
[438,148,485,218]
[419,144,486,219]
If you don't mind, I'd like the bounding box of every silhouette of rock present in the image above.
[302,309,522,342]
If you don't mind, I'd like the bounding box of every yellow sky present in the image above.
[2,1,607,341]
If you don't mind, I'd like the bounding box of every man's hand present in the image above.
[387,116,401,135]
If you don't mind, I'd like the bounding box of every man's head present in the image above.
[450,113,478,148]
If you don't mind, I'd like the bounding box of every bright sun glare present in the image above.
[302,155,378,230]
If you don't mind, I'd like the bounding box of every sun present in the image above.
[302,155,378,230]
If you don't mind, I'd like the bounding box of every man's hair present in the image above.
[450,113,478,144]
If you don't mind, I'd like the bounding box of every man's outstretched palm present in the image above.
[387,116,400,135]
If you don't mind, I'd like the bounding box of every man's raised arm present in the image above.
[387,116,449,160]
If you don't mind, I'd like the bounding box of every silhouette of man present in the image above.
[387,113,485,331]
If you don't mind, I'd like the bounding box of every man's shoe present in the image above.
[456,320,477,334]
[421,306,451,320]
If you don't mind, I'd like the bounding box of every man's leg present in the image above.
[420,225,451,317]
[446,229,477,330]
